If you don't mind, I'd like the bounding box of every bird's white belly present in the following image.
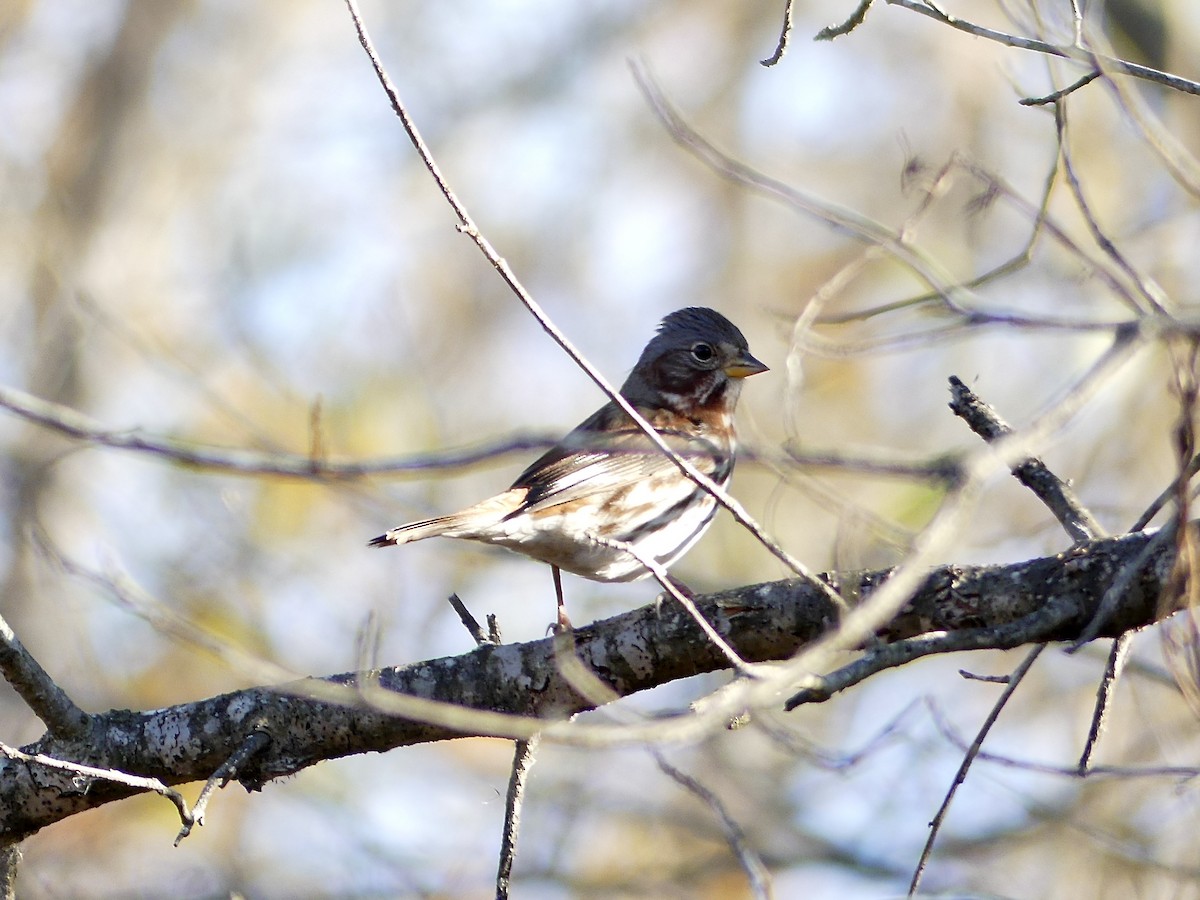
[472,475,723,582]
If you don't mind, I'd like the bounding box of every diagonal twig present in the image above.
[655,750,773,899]
[496,736,539,900]
[447,593,494,646]
[1077,632,1131,772]
[947,375,1103,543]
[786,598,1076,709]
[907,646,1045,896]
[885,0,1200,96]
[0,381,555,479]
[0,740,193,831]
[760,0,795,66]
[815,0,873,41]
[175,730,272,845]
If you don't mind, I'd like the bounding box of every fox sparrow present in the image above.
[371,307,767,626]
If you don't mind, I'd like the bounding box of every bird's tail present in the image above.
[369,489,524,547]
[368,515,468,547]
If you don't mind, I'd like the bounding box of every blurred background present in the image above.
[3,0,1200,896]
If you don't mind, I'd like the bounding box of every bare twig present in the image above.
[175,730,272,845]
[448,593,492,646]
[957,670,1011,684]
[815,146,1061,327]
[1132,455,1200,531]
[356,610,382,673]
[885,0,1200,96]
[0,381,555,479]
[0,612,90,738]
[815,0,873,41]
[631,61,963,305]
[496,736,539,900]
[1055,103,1169,316]
[757,701,918,770]
[934,719,1200,780]
[760,0,795,66]
[594,535,759,673]
[1096,58,1200,199]
[634,65,1150,345]
[655,751,773,899]
[908,645,1045,896]
[947,370,1124,808]
[947,375,1103,543]
[1020,70,1102,106]
[1,846,19,900]
[0,740,193,830]
[1078,633,1131,772]
[786,598,1074,709]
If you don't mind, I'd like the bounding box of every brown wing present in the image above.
[508,402,731,517]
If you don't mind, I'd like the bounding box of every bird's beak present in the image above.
[723,353,769,379]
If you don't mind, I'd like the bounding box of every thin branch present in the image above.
[907,645,1045,896]
[885,0,1200,96]
[0,381,555,479]
[778,323,1144,704]
[655,751,773,899]
[815,0,873,41]
[496,737,539,900]
[947,375,1103,543]
[0,740,193,832]
[0,612,90,739]
[1055,103,1169,316]
[1096,57,1200,200]
[815,143,1061,327]
[448,593,493,646]
[1078,633,1131,772]
[1132,455,1200,531]
[757,701,919,770]
[958,670,1011,684]
[631,60,965,306]
[633,64,1155,345]
[341,1,839,606]
[1067,0,1085,47]
[760,0,795,66]
[594,535,763,673]
[948,370,1122,797]
[175,730,271,845]
[935,723,1200,781]
[786,598,1075,710]
[1020,70,1102,106]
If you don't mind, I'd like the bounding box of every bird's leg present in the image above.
[551,565,573,633]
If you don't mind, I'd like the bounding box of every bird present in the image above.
[369,307,768,628]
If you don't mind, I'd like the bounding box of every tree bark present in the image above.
[0,527,1177,844]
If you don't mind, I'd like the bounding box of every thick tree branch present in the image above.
[0,526,1178,844]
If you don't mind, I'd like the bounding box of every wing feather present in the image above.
[507,403,732,518]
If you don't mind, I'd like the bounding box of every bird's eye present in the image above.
[690,342,715,363]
